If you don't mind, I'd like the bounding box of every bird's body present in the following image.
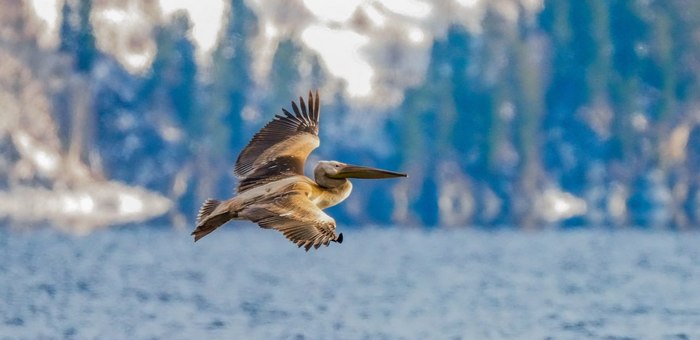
[192,91,406,251]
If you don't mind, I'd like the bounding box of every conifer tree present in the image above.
[59,0,96,73]
[211,0,258,152]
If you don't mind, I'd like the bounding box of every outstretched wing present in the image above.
[235,91,321,192]
[240,188,342,251]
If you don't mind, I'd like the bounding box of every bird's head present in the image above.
[314,160,407,188]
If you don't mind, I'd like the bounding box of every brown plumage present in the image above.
[191,91,406,251]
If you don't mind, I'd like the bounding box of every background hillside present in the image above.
[1,0,700,231]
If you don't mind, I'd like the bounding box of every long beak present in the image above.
[332,164,407,179]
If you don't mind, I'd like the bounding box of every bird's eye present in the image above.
[335,164,339,168]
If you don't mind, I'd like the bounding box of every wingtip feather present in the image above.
[299,96,307,116]
[314,90,320,122]
[291,101,302,118]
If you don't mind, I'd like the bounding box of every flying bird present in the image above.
[191,91,406,251]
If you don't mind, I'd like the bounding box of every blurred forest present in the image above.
[1,0,700,231]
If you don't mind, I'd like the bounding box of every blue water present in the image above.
[1,226,699,339]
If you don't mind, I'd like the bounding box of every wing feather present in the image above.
[240,189,341,251]
[234,91,321,192]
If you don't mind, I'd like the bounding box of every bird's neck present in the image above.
[312,180,353,210]
[315,175,348,189]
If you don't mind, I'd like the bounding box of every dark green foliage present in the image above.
[211,0,258,152]
[262,39,303,117]
[146,12,198,133]
[59,0,96,73]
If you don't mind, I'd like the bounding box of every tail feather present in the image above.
[196,199,221,225]
[192,199,229,242]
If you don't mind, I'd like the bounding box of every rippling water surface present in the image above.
[2,227,699,339]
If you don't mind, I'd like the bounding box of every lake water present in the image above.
[1,226,699,339]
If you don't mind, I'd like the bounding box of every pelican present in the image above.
[191,91,406,250]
